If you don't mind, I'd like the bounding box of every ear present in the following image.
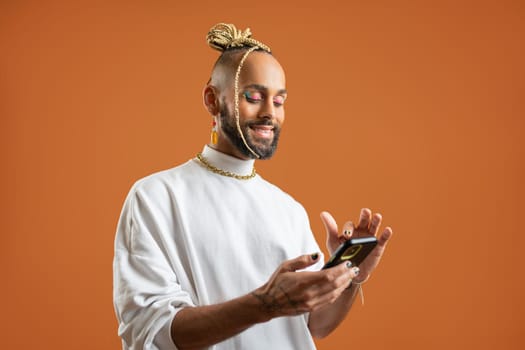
[203,85,220,116]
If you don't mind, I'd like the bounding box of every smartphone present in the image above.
[322,236,377,269]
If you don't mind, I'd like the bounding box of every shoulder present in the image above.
[117,159,205,214]
[130,159,198,195]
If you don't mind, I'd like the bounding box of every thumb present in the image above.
[280,253,320,272]
[320,211,339,239]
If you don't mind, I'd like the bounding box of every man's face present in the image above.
[218,98,281,160]
[215,52,287,160]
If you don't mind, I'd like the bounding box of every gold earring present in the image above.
[210,119,218,145]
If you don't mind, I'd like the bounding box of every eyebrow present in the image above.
[244,84,287,95]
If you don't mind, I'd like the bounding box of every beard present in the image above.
[219,104,281,160]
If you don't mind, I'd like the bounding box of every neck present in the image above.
[207,142,254,161]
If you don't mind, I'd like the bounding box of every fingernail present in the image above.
[346,261,353,268]
[353,267,360,275]
[311,253,319,260]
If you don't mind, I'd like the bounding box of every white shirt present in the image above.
[113,146,323,349]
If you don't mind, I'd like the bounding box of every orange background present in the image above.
[1,0,524,349]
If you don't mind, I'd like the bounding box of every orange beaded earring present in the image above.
[210,119,218,145]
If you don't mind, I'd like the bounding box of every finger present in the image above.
[341,221,355,241]
[308,282,350,310]
[328,261,360,286]
[307,264,361,307]
[320,211,338,238]
[369,213,382,236]
[357,208,372,231]
[377,226,393,247]
[335,262,361,286]
[320,211,342,246]
[310,261,357,294]
[280,253,320,272]
[341,265,362,292]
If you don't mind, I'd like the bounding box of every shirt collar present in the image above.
[200,145,256,177]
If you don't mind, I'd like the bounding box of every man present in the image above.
[113,23,393,350]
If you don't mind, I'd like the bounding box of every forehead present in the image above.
[239,52,286,91]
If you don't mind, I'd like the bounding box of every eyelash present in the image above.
[273,98,285,107]
[244,92,285,107]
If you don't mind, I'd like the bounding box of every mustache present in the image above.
[245,120,279,128]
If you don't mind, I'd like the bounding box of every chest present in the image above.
[172,178,308,295]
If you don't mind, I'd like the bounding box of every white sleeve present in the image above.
[113,186,195,350]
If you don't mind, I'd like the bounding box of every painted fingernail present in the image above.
[343,230,351,235]
[311,253,319,260]
[353,267,360,275]
[346,261,353,268]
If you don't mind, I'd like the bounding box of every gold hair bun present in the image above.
[206,23,271,53]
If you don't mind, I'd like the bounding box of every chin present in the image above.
[253,146,278,160]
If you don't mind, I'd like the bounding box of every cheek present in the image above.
[237,101,285,123]
[237,102,258,117]
[276,108,285,123]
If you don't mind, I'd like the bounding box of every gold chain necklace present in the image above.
[196,152,257,180]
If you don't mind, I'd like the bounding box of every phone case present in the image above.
[322,236,377,269]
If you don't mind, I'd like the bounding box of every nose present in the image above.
[258,99,275,120]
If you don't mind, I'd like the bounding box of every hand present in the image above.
[252,254,360,319]
[320,208,393,283]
